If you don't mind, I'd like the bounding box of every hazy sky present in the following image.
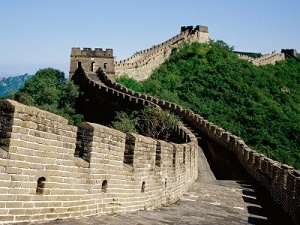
[0,0,299,77]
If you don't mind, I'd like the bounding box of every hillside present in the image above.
[117,41,300,170]
[0,74,32,97]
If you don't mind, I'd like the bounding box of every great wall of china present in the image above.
[114,26,209,81]
[113,26,297,81]
[0,25,299,224]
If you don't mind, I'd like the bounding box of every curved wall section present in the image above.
[0,99,198,224]
[99,71,300,225]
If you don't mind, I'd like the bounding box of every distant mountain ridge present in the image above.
[0,74,32,97]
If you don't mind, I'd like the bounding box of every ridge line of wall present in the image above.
[114,26,209,81]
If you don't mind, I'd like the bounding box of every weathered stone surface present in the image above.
[18,169,288,225]
[0,99,198,224]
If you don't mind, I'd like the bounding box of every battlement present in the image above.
[71,47,114,58]
[281,49,298,55]
[180,25,208,33]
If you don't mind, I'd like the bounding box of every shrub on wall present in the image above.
[136,105,179,141]
[110,111,138,133]
[110,106,179,141]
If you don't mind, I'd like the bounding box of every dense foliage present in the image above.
[117,75,142,93]
[118,41,300,169]
[9,68,83,125]
[110,111,138,133]
[0,74,32,97]
[110,105,179,141]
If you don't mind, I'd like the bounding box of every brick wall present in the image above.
[0,99,198,224]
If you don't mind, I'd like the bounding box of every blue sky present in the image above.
[0,0,299,77]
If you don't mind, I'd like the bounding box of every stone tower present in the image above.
[69,47,115,80]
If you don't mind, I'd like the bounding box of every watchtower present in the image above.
[69,47,115,80]
[180,25,209,43]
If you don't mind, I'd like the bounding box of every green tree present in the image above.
[9,68,83,125]
[116,75,142,92]
[110,111,138,133]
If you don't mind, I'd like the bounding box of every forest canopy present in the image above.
[9,68,83,125]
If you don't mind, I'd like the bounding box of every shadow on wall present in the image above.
[199,136,249,180]
[237,180,293,225]
[71,67,144,126]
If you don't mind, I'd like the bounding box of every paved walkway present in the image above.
[16,148,288,225]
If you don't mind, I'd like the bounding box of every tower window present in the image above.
[91,62,95,72]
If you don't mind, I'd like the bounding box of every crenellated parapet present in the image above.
[0,99,198,224]
[69,47,115,80]
[71,47,114,58]
[114,25,209,81]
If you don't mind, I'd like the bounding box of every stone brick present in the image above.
[0,215,14,221]
[8,188,31,195]
[5,201,23,208]
[14,215,32,221]
[29,214,45,221]
[15,195,32,201]
[13,157,29,166]
[0,208,8,215]
[5,167,23,174]
[25,142,40,151]
[9,139,28,148]
[0,195,15,201]
[25,207,40,214]
[0,188,9,194]
[9,208,26,215]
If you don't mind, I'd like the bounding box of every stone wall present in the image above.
[0,99,198,224]
[114,25,209,81]
[237,52,285,66]
[99,71,300,225]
